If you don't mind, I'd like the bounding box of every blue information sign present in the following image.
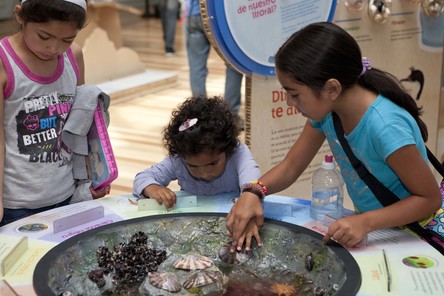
[204,0,337,76]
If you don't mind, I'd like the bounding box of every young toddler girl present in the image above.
[133,96,261,209]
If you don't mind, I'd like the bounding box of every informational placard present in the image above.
[53,206,105,234]
[204,1,444,199]
[0,237,28,276]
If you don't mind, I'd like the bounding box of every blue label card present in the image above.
[263,201,293,217]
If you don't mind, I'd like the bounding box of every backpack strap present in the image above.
[332,112,398,206]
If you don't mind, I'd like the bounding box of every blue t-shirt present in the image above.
[311,95,427,213]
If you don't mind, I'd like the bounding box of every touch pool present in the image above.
[33,212,361,295]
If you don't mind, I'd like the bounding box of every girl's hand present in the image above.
[226,192,264,251]
[90,186,110,199]
[323,215,370,248]
[143,185,176,209]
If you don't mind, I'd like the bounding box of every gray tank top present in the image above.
[0,37,79,209]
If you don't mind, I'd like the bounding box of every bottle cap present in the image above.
[325,155,334,163]
[322,155,335,169]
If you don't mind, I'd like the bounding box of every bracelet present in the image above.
[241,186,264,200]
[241,181,268,200]
[251,180,269,196]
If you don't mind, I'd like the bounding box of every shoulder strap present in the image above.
[331,112,399,207]
[332,112,444,254]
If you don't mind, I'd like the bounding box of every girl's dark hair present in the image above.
[18,0,87,29]
[275,22,428,141]
[163,96,241,157]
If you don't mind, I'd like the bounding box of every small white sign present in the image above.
[138,195,198,211]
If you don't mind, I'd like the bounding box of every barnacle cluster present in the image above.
[88,231,166,291]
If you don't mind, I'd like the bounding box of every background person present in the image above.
[184,0,244,118]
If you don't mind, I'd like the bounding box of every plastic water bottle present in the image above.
[310,155,344,221]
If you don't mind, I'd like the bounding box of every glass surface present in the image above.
[33,213,361,295]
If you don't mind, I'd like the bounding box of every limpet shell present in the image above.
[173,254,213,270]
[182,270,222,289]
[148,271,181,292]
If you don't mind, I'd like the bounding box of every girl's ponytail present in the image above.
[358,69,428,142]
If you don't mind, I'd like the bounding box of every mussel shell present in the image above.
[305,252,314,271]
[148,271,182,292]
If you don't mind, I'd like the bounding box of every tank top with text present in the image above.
[0,37,79,209]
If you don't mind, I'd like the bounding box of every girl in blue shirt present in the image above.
[227,22,442,250]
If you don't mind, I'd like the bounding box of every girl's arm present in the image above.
[71,42,85,85]
[324,144,442,247]
[133,157,181,210]
[133,156,178,197]
[260,121,325,194]
[227,120,326,249]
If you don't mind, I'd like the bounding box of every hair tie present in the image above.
[179,118,198,131]
[21,0,87,11]
[360,57,372,76]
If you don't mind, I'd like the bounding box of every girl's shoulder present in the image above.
[370,95,414,125]
[231,142,250,154]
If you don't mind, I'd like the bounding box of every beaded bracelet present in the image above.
[241,180,268,200]
[241,186,264,200]
[251,180,268,196]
